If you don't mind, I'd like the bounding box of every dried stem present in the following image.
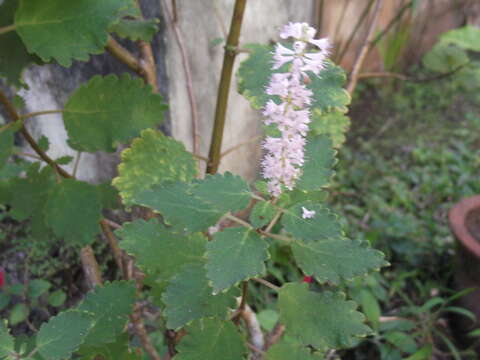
[0,24,15,35]
[106,37,144,77]
[264,322,286,350]
[100,219,125,275]
[220,135,261,159]
[225,213,253,229]
[346,0,385,94]
[160,0,200,156]
[252,278,280,292]
[336,0,375,64]
[241,304,264,360]
[206,0,247,174]
[80,247,103,288]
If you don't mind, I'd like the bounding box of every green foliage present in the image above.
[109,18,159,42]
[422,43,468,73]
[36,310,94,360]
[175,318,247,360]
[77,281,136,346]
[265,339,319,360]
[0,0,35,87]
[0,123,19,169]
[296,136,336,191]
[15,0,131,66]
[116,219,206,280]
[309,109,350,148]
[0,321,14,359]
[206,227,269,294]
[237,44,351,114]
[250,200,276,228]
[162,263,239,330]
[440,25,480,52]
[282,201,342,242]
[292,238,387,284]
[44,179,102,246]
[64,74,167,152]
[279,284,371,350]
[113,129,196,206]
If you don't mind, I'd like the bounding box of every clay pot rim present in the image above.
[449,195,480,259]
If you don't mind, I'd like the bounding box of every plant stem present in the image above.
[206,0,247,174]
[106,37,144,76]
[252,278,280,292]
[0,24,15,35]
[80,246,103,288]
[220,135,261,159]
[73,151,82,178]
[19,109,63,120]
[161,0,200,157]
[100,219,125,275]
[346,0,385,94]
[225,213,253,229]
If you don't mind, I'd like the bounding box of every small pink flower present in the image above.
[302,207,316,219]
[0,268,5,288]
[303,275,313,283]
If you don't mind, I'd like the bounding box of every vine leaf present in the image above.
[115,219,206,280]
[0,321,14,359]
[250,200,276,228]
[14,0,131,67]
[297,135,336,192]
[0,123,20,169]
[44,179,102,246]
[36,310,95,360]
[64,74,167,153]
[278,283,372,350]
[309,109,350,148]
[175,318,247,360]
[237,44,350,113]
[265,338,319,360]
[113,129,196,206]
[0,0,36,87]
[281,201,342,243]
[192,172,252,214]
[77,281,136,346]
[206,227,269,294]
[109,18,159,42]
[292,239,388,284]
[162,263,239,330]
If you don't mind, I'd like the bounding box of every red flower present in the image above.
[303,275,313,283]
[0,268,4,288]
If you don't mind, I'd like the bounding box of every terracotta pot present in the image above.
[448,195,480,350]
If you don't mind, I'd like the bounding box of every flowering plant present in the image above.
[0,1,386,358]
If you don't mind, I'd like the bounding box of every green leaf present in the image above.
[385,331,417,354]
[48,290,67,307]
[422,43,468,73]
[55,156,73,165]
[440,25,480,52]
[250,201,277,228]
[0,0,36,87]
[0,293,10,311]
[0,123,19,169]
[292,238,387,284]
[113,129,196,206]
[134,182,221,233]
[37,136,49,152]
[77,281,136,346]
[0,321,14,359]
[64,74,166,152]
[77,333,141,360]
[15,0,131,67]
[109,18,159,42]
[282,201,342,243]
[257,309,279,332]
[192,172,252,214]
[116,219,206,280]
[44,179,102,245]
[206,227,269,294]
[162,263,239,330]
[96,183,120,209]
[237,44,350,113]
[278,283,371,350]
[297,135,336,191]
[36,310,94,360]
[9,303,28,325]
[310,109,350,148]
[359,289,381,330]
[175,318,247,360]
[265,339,317,360]
[28,279,51,298]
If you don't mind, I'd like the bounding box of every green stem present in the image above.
[0,24,15,35]
[225,213,253,229]
[206,0,247,174]
[19,110,63,120]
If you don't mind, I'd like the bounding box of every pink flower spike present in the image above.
[302,207,316,219]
